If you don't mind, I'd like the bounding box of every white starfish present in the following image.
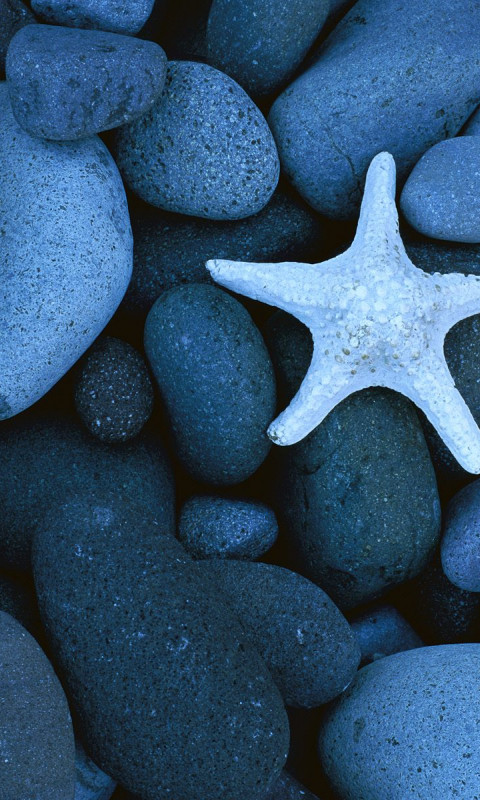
[206,152,480,474]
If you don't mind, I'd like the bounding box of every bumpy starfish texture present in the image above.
[207,152,480,474]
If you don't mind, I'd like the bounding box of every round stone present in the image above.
[30,0,155,34]
[350,603,423,666]
[114,61,279,220]
[441,480,480,592]
[74,337,154,443]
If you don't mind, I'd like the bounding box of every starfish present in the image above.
[206,151,480,474]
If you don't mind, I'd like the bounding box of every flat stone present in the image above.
[441,480,480,591]
[6,25,167,140]
[30,0,155,34]
[114,61,279,220]
[33,496,289,800]
[0,611,75,800]
[350,603,423,666]
[269,0,480,218]
[144,284,276,485]
[178,495,278,560]
[0,0,35,79]
[319,645,480,799]
[0,82,132,419]
[206,0,329,96]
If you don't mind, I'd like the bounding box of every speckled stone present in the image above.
[441,480,480,592]
[178,495,278,560]
[400,137,480,242]
[114,61,279,220]
[121,189,325,324]
[206,0,329,96]
[0,82,132,420]
[144,284,276,485]
[74,337,154,443]
[6,25,167,140]
[0,611,75,800]
[266,771,321,800]
[0,0,35,79]
[350,604,423,666]
[0,414,174,571]
[33,497,289,800]
[269,0,480,219]
[75,741,116,800]
[31,0,155,34]
[319,645,480,799]
[199,560,360,707]
[266,311,441,609]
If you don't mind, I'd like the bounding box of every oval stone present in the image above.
[199,560,360,708]
[30,0,155,34]
[32,496,289,800]
[269,0,480,218]
[6,25,167,140]
[144,284,276,484]
[319,645,480,799]
[0,82,132,419]
[114,61,279,220]
[0,611,75,800]
[441,480,480,592]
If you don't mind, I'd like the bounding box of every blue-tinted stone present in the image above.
[6,25,167,140]
[75,741,116,800]
[114,61,279,220]
[266,771,322,800]
[31,0,155,34]
[178,495,278,560]
[441,480,480,592]
[319,645,480,799]
[144,284,276,485]
[269,0,480,219]
[206,0,329,96]
[350,603,423,666]
[0,0,35,79]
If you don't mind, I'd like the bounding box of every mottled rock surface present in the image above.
[31,0,155,34]
[350,603,423,666]
[0,0,35,78]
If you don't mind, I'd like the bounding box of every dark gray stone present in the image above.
[6,25,167,140]
[199,560,360,708]
[0,611,75,800]
[206,0,329,96]
[0,82,132,419]
[400,137,480,242]
[318,645,480,799]
[269,0,480,219]
[74,337,154,443]
[31,0,155,34]
[266,311,441,609]
[0,414,175,570]
[350,603,423,666]
[0,0,35,79]
[178,495,278,559]
[33,497,289,800]
[441,480,480,592]
[75,741,116,800]
[114,61,279,220]
[121,189,325,324]
[144,284,276,485]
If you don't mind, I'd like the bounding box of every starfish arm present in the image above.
[351,151,405,256]
[267,350,364,445]
[433,271,480,331]
[400,355,480,474]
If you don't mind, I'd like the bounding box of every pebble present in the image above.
[74,337,154,443]
[0,83,132,420]
[6,25,167,140]
[268,0,480,218]
[266,311,441,609]
[178,495,278,560]
[400,137,480,242]
[350,603,423,666]
[199,560,360,707]
[33,496,289,800]
[441,480,480,592]
[0,611,75,799]
[206,0,329,96]
[121,189,325,324]
[30,0,155,34]
[114,61,280,220]
[75,741,116,800]
[0,414,175,570]
[0,0,34,78]
[144,284,276,485]
[318,644,480,799]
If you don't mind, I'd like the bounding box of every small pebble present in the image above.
[178,495,278,560]
[6,25,167,140]
[75,741,116,800]
[74,337,154,443]
[350,603,423,666]
[31,0,155,34]
[441,479,480,592]
[114,61,279,220]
